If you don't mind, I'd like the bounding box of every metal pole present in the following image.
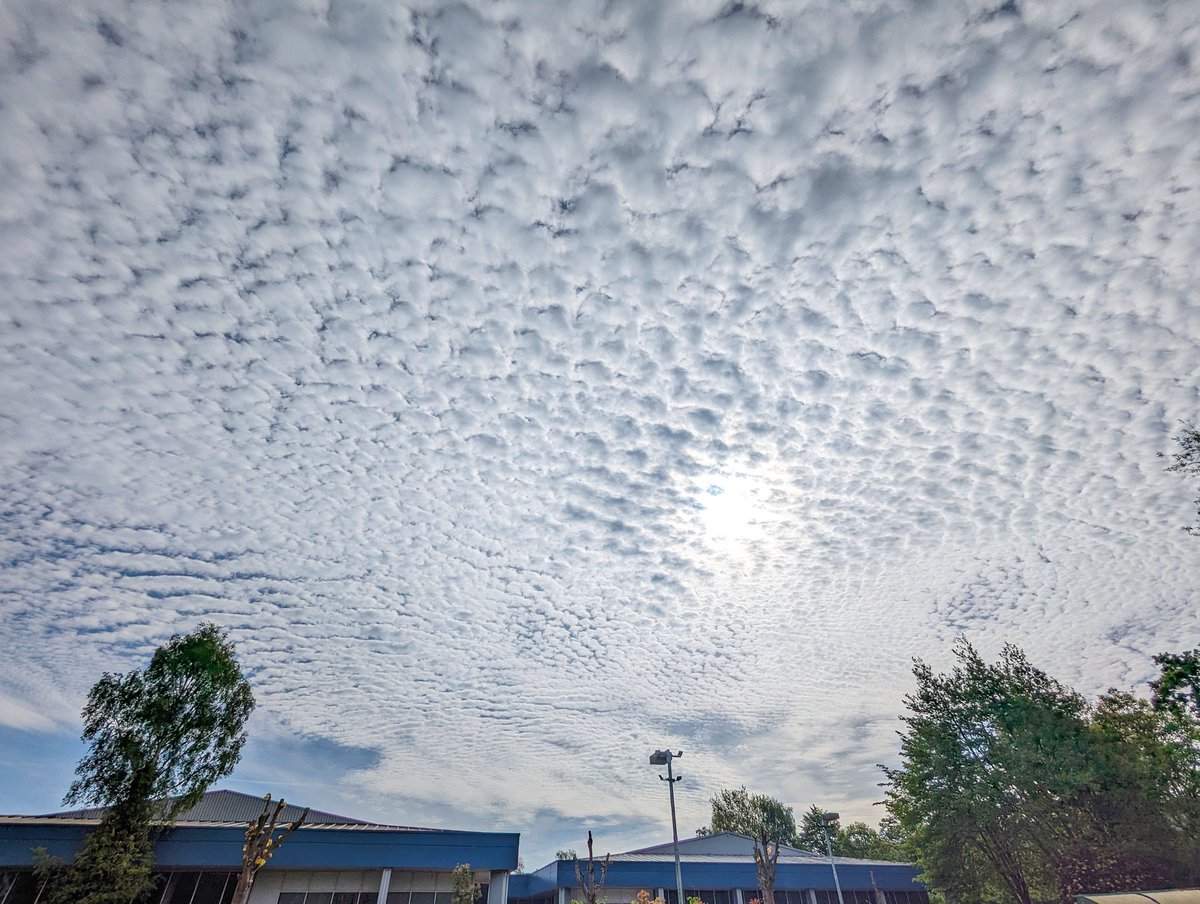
[821,822,844,904]
[664,756,685,904]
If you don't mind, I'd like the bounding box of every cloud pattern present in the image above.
[1,0,1198,864]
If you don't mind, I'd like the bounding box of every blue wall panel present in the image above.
[1,824,519,871]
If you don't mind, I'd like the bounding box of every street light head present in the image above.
[822,812,839,823]
[649,750,672,765]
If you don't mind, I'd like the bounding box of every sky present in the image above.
[1,0,1198,870]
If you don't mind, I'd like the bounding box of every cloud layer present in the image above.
[2,0,1198,864]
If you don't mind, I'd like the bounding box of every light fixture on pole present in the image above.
[820,812,845,904]
[649,749,685,904]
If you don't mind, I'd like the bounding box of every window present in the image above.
[157,872,237,904]
[665,889,736,904]
[281,895,380,904]
[813,892,876,904]
[886,893,929,904]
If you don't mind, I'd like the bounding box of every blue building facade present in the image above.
[1,796,925,904]
[508,834,927,904]
[0,791,518,904]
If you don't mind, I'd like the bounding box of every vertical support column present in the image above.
[379,868,393,903]
[489,871,509,904]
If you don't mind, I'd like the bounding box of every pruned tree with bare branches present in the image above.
[231,794,309,904]
[571,831,610,904]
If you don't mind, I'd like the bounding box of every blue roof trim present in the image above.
[507,859,924,896]
[0,823,520,871]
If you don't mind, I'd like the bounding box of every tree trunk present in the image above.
[230,870,253,904]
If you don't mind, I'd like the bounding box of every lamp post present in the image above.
[820,813,845,904]
[650,749,685,904]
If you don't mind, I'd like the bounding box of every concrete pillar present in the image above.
[489,871,510,904]
[379,868,393,903]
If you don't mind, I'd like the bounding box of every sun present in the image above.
[695,472,777,548]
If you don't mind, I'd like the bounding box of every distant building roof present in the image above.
[20,789,429,830]
[623,832,826,860]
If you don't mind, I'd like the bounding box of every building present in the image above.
[0,790,519,904]
[507,833,928,904]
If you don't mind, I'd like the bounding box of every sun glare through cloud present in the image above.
[695,473,780,553]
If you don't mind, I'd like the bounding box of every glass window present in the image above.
[333,895,359,904]
[477,884,489,904]
[388,894,410,904]
[361,895,379,904]
[307,895,334,904]
[194,872,233,904]
[167,873,201,904]
[278,895,307,904]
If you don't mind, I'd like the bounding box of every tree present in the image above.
[571,832,610,904]
[556,849,578,861]
[66,623,255,819]
[48,624,255,903]
[883,641,1199,904]
[1162,424,1200,534]
[1152,648,1200,719]
[452,863,481,904]
[796,806,906,861]
[708,787,796,904]
[231,795,309,904]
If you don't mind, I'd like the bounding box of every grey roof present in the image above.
[610,831,905,869]
[31,789,424,830]
[624,832,823,859]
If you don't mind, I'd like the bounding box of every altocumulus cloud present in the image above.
[1,0,1198,859]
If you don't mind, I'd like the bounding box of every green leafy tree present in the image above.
[794,806,829,854]
[66,623,255,818]
[708,787,796,904]
[1152,648,1200,719]
[883,641,1199,904]
[46,624,254,903]
[1162,424,1200,534]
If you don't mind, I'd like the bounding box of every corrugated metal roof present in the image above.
[625,832,822,859]
[26,789,430,830]
[613,832,895,867]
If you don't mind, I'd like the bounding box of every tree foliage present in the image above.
[1152,648,1200,719]
[1162,424,1200,534]
[46,624,255,903]
[66,623,255,819]
[794,805,906,861]
[708,788,796,904]
[452,863,481,904]
[883,641,1200,904]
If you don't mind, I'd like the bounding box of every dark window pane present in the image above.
[167,873,201,904]
[411,893,435,904]
[1,872,39,904]
[308,895,334,904]
[360,895,379,904]
[387,894,410,904]
[434,893,452,904]
[193,873,233,904]
[333,895,359,904]
[278,895,307,904]
[476,884,489,904]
